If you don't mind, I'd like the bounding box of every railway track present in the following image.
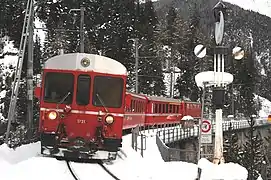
[66,161,79,180]
[65,160,121,180]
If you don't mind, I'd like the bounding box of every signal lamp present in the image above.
[48,111,57,120]
[81,57,90,67]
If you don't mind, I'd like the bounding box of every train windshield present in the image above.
[92,76,124,108]
[43,72,74,104]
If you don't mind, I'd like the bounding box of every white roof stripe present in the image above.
[44,53,127,75]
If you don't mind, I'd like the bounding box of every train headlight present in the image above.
[48,111,57,120]
[105,115,114,124]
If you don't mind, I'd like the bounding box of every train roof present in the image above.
[146,95,182,103]
[126,92,201,104]
[44,53,127,75]
[127,92,182,103]
[126,91,147,100]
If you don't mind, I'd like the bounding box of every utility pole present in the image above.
[169,47,174,98]
[5,0,34,144]
[127,38,139,94]
[80,7,85,53]
[135,38,139,94]
[69,7,85,53]
[27,2,34,139]
[212,0,227,164]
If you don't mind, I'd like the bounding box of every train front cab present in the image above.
[34,69,127,160]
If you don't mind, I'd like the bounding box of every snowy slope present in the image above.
[224,0,271,18]
[255,94,271,117]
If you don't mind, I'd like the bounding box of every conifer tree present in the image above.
[174,3,209,101]
[241,117,265,180]
[223,128,241,163]
[137,1,165,95]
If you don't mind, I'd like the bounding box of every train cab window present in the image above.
[76,75,91,105]
[92,76,124,108]
[43,72,74,104]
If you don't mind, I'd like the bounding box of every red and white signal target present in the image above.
[201,120,211,133]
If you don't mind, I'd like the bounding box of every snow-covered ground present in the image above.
[0,130,249,180]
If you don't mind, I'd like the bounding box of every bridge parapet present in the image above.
[156,118,271,162]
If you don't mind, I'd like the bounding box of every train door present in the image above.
[72,74,94,138]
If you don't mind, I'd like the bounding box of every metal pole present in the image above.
[135,38,139,94]
[27,3,34,139]
[169,46,174,98]
[170,71,173,98]
[212,1,226,164]
[213,53,224,163]
[231,84,234,117]
[198,83,206,161]
[80,7,85,53]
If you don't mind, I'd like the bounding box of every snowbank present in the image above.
[254,94,271,117]
[198,158,248,180]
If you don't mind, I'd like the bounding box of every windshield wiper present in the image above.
[56,92,71,110]
[96,93,108,113]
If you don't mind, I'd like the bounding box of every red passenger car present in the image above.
[145,96,183,125]
[34,53,127,160]
[123,92,147,129]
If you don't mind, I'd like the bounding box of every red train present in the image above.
[34,53,201,161]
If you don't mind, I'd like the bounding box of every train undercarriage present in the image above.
[40,133,121,162]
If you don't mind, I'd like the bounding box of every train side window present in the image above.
[76,75,91,105]
[165,104,168,113]
[131,100,135,112]
[155,104,158,113]
[169,105,172,113]
[135,100,137,112]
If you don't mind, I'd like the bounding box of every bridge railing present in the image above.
[156,118,270,162]
[156,130,197,163]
